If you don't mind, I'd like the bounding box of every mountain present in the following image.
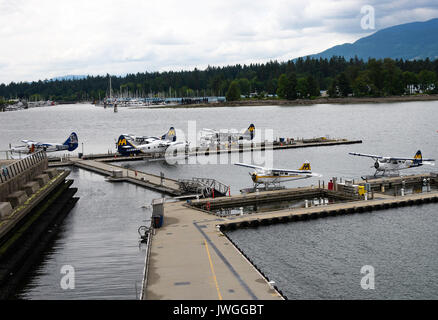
[50,75,87,81]
[308,18,438,61]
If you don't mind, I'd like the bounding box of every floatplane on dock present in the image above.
[199,124,255,147]
[7,132,79,156]
[117,127,188,156]
[349,150,435,178]
[235,161,322,191]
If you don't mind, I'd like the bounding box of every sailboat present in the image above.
[104,75,116,109]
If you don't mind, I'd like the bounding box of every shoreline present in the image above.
[147,94,438,109]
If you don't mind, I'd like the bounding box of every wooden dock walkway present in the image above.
[47,138,362,165]
[72,159,182,196]
[189,186,359,213]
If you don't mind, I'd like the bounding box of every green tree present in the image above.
[296,78,308,98]
[418,70,437,92]
[237,78,251,97]
[276,74,288,99]
[367,59,384,95]
[402,71,418,94]
[328,78,339,97]
[225,80,241,101]
[337,72,352,97]
[382,59,404,95]
[276,72,297,100]
[306,75,320,97]
[352,71,371,97]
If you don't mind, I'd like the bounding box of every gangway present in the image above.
[178,177,229,198]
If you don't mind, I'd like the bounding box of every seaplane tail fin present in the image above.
[117,135,137,155]
[245,124,255,140]
[299,162,311,171]
[414,150,422,163]
[162,127,177,142]
[63,132,78,151]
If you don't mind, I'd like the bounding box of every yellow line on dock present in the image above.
[204,238,223,300]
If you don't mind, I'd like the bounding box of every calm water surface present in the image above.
[0,102,437,299]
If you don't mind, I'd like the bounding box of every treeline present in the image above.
[1,56,438,102]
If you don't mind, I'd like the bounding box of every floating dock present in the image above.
[142,172,438,300]
[72,159,182,196]
[47,137,362,165]
[44,137,362,196]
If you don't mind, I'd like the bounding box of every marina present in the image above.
[2,0,438,306]
[36,135,362,197]
[0,102,437,300]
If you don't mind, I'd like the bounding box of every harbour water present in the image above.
[1,101,437,299]
[14,168,157,299]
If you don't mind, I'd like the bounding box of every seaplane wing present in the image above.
[201,128,217,134]
[234,163,267,171]
[350,150,435,177]
[235,161,321,187]
[350,150,435,162]
[385,156,436,162]
[234,162,321,176]
[348,152,383,159]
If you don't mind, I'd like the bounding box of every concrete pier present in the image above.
[359,173,437,190]
[143,200,283,300]
[218,190,438,231]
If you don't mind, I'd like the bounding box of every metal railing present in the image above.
[0,150,47,183]
[178,177,230,197]
[192,177,229,195]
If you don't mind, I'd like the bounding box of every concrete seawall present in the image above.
[0,152,48,202]
[0,151,79,299]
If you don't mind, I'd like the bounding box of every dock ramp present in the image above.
[178,177,229,198]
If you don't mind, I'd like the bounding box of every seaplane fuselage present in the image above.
[349,150,435,176]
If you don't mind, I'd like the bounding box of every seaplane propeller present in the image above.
[374,161,379,169]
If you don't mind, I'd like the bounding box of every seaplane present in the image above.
[349,150,435,176]
[199,124,255,146]
[234,161,322,189]
[120,127,177,145]
[9,132,78,154]
[117,127,188,156]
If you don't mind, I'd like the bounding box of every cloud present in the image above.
[0,0,437,84]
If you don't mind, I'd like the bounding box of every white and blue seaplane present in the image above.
[349,150,435,177]
[235,161,322,189]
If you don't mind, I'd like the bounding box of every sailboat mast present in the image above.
[109,76,112,101]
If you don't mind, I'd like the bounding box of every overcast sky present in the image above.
[0,0,437,84]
